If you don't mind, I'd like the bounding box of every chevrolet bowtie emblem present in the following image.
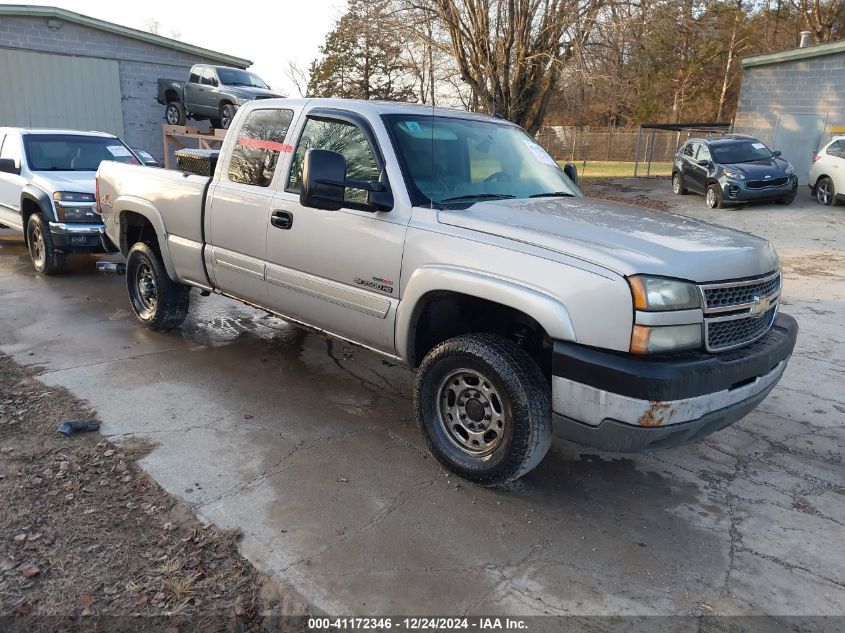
[750,294,770,317]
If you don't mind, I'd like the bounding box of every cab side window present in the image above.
[201,67,217,87]
[0,134,22,167]
[683,143,697,158]
[227,109,294,187]
[287,118,379,204]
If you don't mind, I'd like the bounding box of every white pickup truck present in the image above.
[96,99,798,485]
[0,127,140,273]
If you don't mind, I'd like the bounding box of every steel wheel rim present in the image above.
[134,263,157,312]
[222,108,232,129]
[436,368,507,457]
[28,222,44,267]
[166,105,179,124]
[673,175,681,194]
[706,188,717,207]
[818,181,831,204]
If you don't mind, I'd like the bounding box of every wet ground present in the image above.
[0,181,843,616]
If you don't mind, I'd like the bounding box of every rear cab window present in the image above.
[227,108,294,187]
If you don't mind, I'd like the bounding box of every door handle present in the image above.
[271,210,293,230]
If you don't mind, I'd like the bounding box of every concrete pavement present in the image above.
[0,184,843,616]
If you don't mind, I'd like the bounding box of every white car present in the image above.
[0,127,140,273]
[809,135,845,206]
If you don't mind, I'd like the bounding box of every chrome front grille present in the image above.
[700,272,781,352]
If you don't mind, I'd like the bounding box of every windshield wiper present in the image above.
[439,193,516,203]
[529,192,575,198]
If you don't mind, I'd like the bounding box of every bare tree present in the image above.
[793,0,845,43]
[432,0,605,133]
[285,61,310,97]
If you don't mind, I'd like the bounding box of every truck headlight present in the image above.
[723,170,745,180]
[629,275,701,311]
[233,98,248,106]
[53,192,98,223]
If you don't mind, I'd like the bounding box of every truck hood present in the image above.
[437,197,779,282]
[720,156,792,179]
[30,171,95,195]
[225,86,283,99]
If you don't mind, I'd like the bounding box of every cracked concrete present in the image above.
[0,181,843,616]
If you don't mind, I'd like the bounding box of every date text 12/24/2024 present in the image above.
[307,618,529,631]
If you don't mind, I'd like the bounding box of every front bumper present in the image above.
[720,175,797,203]
[48,222,107,253]
[551,313,798,452]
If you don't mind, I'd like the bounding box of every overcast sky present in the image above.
[22,0,346,95]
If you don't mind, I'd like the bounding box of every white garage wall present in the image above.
[0,48,124,137]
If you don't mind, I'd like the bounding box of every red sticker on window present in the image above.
[238,137,292,153]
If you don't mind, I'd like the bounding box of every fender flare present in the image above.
[114,196,177,280]
[395,265,577,364]
[21,185,54,221]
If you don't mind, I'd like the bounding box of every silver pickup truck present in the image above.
[96,99,798,485]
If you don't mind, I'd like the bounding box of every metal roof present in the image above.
[742,40,845,69]
[0,4,252,68]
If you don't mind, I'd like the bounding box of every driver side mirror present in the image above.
[0,158,20,175]
[772,150,782,157]
[300,149,392,212]
[563,162,578,184]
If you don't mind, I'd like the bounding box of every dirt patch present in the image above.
[581,181,670,211]
[0,353,309,631]
[780,253,845,278]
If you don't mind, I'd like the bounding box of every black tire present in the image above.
[414,333,552,486]
[165,101,186,126]
[705,183,724,209]
[815,176,837,206]
[126,242,190,331]
[219,103,236,129]
[26,212,65,275]
[209,117,223,129]
[672,172,688,195]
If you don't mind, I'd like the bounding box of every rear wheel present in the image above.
[414,333,552,486]
[705,184,724,209]
[165,101,186,126]
[672,172,688,195]
[26,213,64,275]
[126,242,190,331]
[815,176,837,206]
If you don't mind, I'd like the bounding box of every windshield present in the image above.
[23,135,139,171]
[711,140,774,164]
[384,115,581,207]
[217,68,269,89]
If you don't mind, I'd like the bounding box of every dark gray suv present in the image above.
[672,135,797,208]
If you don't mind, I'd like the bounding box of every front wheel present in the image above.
[705,184,724,209]
[27,213,65,275]
[815,176,837,206]
[126,242,190,331]
[414,334,552,486]
[219,103,236,129]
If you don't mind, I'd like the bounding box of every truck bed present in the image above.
[97,161,210,286]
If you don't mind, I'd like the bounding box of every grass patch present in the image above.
[559,160,673,179]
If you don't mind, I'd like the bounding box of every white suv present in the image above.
[809,135,845,206]
[0,128,140,273]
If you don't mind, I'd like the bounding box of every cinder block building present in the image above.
[0,4,250,160]
[734,39,845,184]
